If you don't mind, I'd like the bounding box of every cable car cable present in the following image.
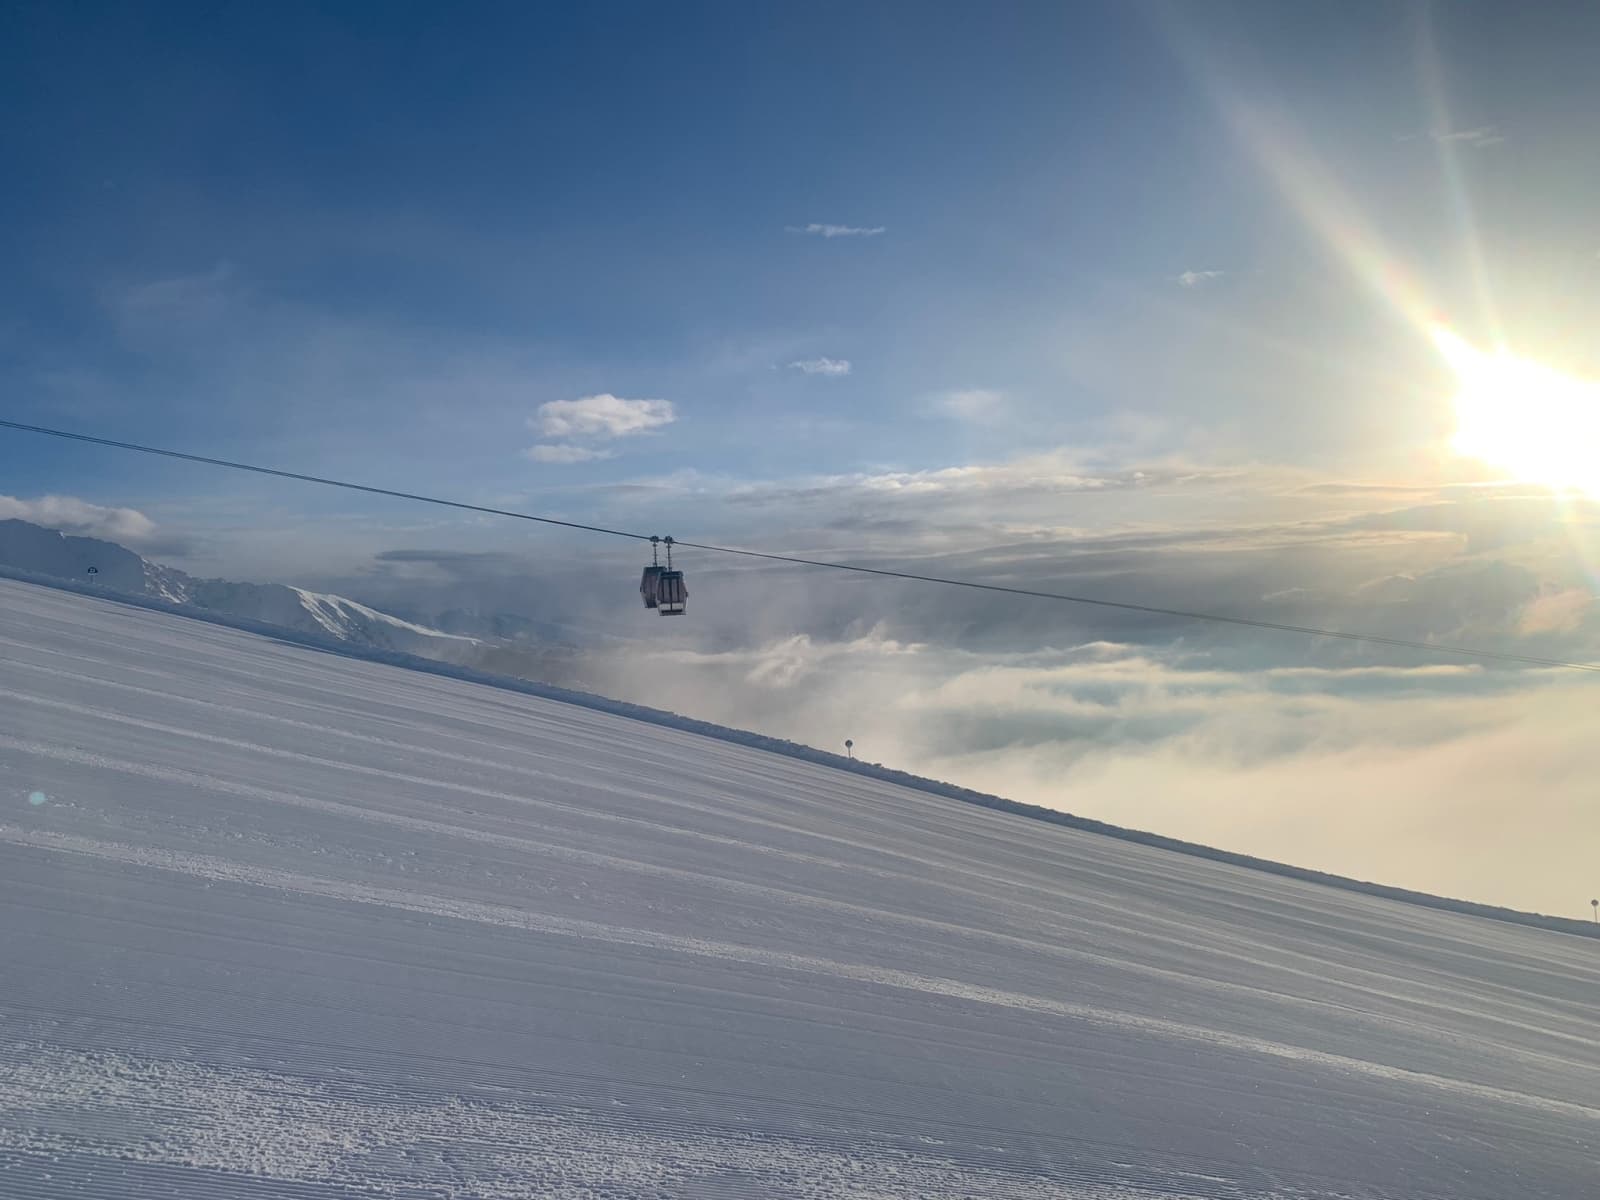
[0,419,651,544]
[4,417,1598,674]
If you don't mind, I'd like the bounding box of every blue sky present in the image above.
[11,0,1597,526]
[7,2,1600,908]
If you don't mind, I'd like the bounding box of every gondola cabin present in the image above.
[639,564,664,608]
[656,569,687,616]
[641,536,686,615]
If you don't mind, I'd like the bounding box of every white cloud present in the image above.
[787,357,851,377]
[523,444,618,464]
[532,394,676,440]
[1176,269,1225,288]
[785,223,886,238]
[0,494,158,542]
[934,389,1004,420]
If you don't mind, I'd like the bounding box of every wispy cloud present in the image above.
[0,493,159,543]
[785,223,886,238]
[109,262,237,327]
[714,453,1251,509]
[533,394,676,439]
[933,389,1005,420]
[1176,269,1225,288]
[787,357,852,376]
[522,443,618,464]
[1397,124,1506,149]
[1431,124,1505,148]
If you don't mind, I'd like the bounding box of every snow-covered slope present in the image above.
[0,518,473,656]
[1,578,1596,1199]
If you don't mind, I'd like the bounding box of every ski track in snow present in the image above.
[0,578,1596,1199]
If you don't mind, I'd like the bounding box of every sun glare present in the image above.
[1432,326,1600,496]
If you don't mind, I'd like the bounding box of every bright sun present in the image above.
[1432,326,1600,497]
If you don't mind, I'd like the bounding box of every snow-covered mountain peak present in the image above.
[290,587,478,645]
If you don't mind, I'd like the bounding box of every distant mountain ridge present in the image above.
[0,519,476,658]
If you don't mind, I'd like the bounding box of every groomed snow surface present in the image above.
[1,578,1595,1199]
